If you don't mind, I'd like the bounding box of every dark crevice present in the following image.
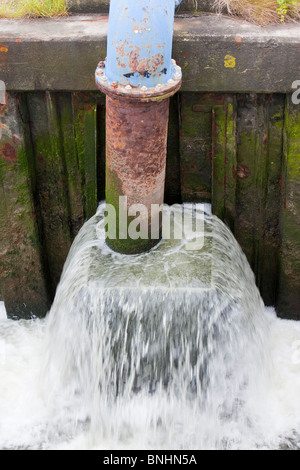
[21,92,54,310]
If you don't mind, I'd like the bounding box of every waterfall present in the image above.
[0,203,300,450]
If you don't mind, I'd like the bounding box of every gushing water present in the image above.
[1,203,300,450]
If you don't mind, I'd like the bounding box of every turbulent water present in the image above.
[1,202,300,450]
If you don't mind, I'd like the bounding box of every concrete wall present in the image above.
[0,13,299,319]
[65,0,215,14]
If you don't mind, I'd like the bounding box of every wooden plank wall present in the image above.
[0,91,299,319]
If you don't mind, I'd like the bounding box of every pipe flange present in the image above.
[95,60,182,102]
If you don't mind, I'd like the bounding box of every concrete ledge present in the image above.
[66,0,110,13]
[0,14,299,93]
[65,0,215,13]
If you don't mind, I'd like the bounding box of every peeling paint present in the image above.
[1,142,17,164]
[105,0,178,88]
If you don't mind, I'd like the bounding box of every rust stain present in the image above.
[138,54,163,74]
[1,143,17,164]
[148,54,164,72]
[232,165,237,180]
[123,43,164,76]
[38,154,45,164]
[82,16,109,22]
[128,46,141,72]
[116,58,126,69]
[279,170,285,196]
[116,43,126,58]
[237,164,250,179]
[106,94,170,210]
[132,16,150,34]
[283,196,287,211]
[263,133,268,155]
[136,57,149,73]
[192,105,210,113]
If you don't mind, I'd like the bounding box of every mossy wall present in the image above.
[0,90,299,319]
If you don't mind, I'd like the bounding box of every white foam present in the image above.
[0,309,299,450]
[0,302,7,321]
[0,205,299,450]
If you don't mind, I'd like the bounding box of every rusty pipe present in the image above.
[95,0,182,254]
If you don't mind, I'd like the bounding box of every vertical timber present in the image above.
[211,97,237,232]
[277,97,300,320]
[0,93,49,317]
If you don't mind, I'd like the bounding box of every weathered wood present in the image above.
[0,88,299,319]
[234,94,268,296]
[26,92,75,294]
[260,95,284,307]
[234,94,284,308]
[0,93,49,318]
[179,93,228,202]
[96,95,106,202]
[165,94,181,205]
[277,98,300,320]
[211,97,237,232]
[212,94,283,308]
[55,93,86,238]
[0,91,99,315]
[72,92,98,220]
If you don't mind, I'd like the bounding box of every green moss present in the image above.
[212,104,228,221]
[180,93,222,202]
[105,169,161,255]
[106,236,159,255]
[72,94,98,220]
[0,0,68,18]
[286,107,300,180]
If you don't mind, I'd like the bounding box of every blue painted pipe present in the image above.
[104,0,182,89]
